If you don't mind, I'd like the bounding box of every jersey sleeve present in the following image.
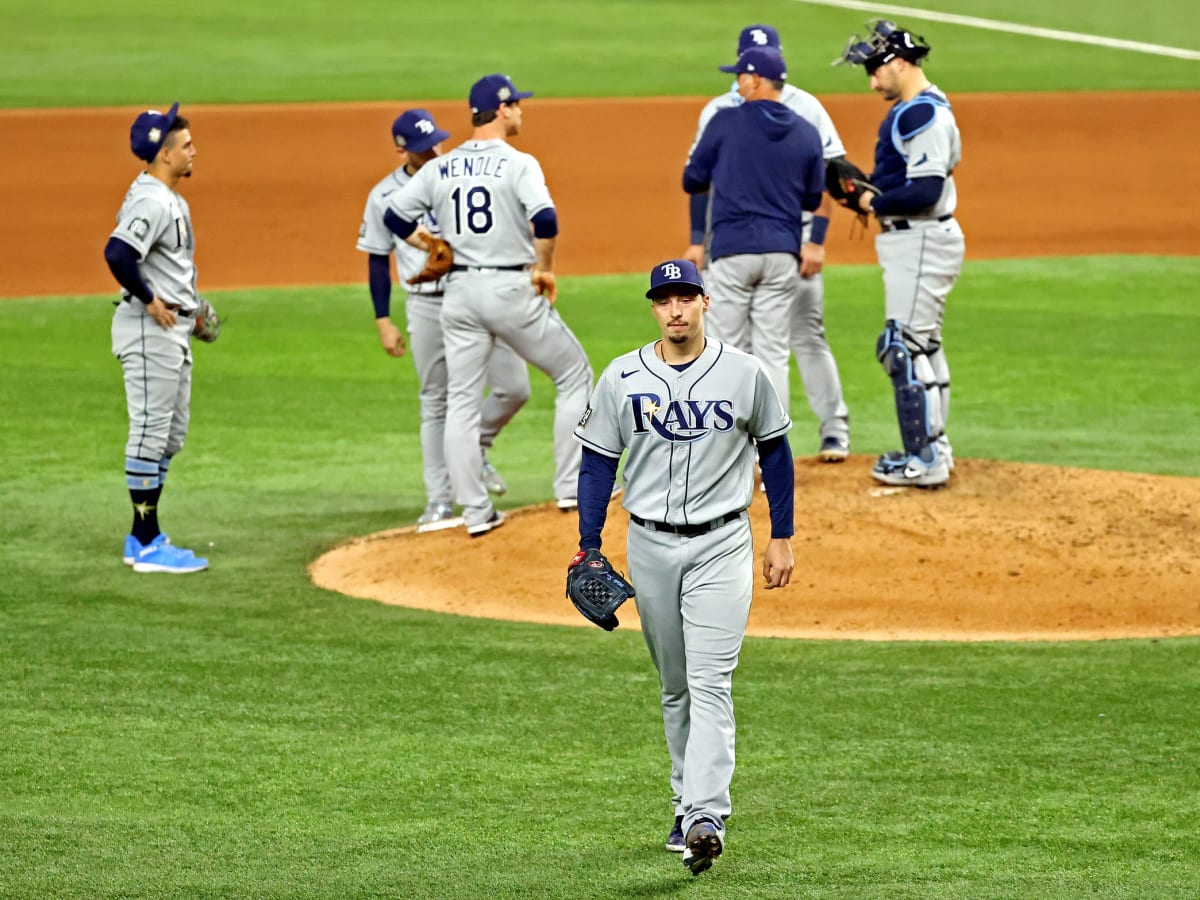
[110,195,172,258]
[903,113,954,179]
[747,359,792,441]
[683,111,724,192]
[686,95,724,159]
[515,155,554,219]
[813,102,846,160]
[386,166,433,223]
[356,185,394,254]
[573,364,624,457]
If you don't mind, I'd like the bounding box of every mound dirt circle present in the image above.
[309,457,1200,641]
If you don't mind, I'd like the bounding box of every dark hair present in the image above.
[472,109,499,127]
[766,78,786,90]
[162,115,190,149]
[649,286,703,301]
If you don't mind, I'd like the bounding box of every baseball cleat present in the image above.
[818,435,850,462]
[123,532,171,565]
[681,817,723,876]
[665,815,685,852]
[870,450,950,488]
[132,542,208,574]
[467,510,505,537]
[556,498,578,511]
[480,452,507,496]
[416,502,464,534]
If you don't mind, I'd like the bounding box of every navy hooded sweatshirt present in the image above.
[683,99,825,261]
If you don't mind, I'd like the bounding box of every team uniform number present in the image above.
[450,186,493,234]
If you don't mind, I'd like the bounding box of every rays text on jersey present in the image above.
[629,393,734,443]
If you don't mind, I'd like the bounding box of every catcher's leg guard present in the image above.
[876,320,937,462]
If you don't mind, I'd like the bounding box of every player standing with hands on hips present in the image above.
[357,109,529,532]
[684,44,852,462]
[384,75,593,535]
[833,21,965,487]
[102,103,211,573]
[570,259,795,876]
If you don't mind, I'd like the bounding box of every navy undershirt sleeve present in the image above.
[577,446,619,551]
[688,192,708,245]
[103,237,153,303]
[757,434,795,539]
[368,254,392,318]
[531,207,558,238]
[870,175,945,216]
[383,208,417,240]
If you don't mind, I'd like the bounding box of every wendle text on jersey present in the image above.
[436,155,509,179]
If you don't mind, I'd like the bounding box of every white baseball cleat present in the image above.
[481,451,507,496]
[467,510,505,537]
[416,502,464,534]
[819,435,850,462]
[870,450,950,488]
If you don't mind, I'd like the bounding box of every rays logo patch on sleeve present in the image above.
[577,406,592,428]
[126,217,150,240]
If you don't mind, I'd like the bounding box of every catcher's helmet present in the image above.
[833,20,930,73]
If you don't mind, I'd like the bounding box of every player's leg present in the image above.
[478,337,531,494]
[704,255,758,352]
[928,340,953,469]
[481,272,592,507]
[440,278,498,531]
[405,294,455,517]
[789,270,851,456]
[677,518,754,834]
[872,319,947,486]
[112,305,206,571]
[626,525,689,835]
[747,253,796,415]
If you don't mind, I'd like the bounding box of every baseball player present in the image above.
[835,20,964,487]
[101,102,208,573]
[572,259,796,875]
[686,24,852,462]
[383,75,593,536]
[357,109,530,532]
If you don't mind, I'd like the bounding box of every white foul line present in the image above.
[793,0,1200,61]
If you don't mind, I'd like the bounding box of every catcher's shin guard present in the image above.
[876,320,937,460]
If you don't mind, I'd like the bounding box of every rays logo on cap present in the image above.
[748,28,769,45]
[661,262,682,280]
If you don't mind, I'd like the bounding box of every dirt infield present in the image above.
[10,92,1197,639]
[310,457,1200,641]
[1,91,1197,297]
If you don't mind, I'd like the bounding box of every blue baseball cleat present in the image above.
[132,541,208,574]
[123,533,171,565]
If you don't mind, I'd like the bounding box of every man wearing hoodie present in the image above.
[683,46,827,452]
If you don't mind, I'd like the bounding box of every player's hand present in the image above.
[762,538,794,589]
[683,244,705,268]
[532,269,557,304]
[146,296,176,329]
[799,242,825,279]
[375,317,406,357]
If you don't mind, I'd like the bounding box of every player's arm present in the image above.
[530,207,558,304]
[757,434,796,589]
[367,254,405,358]
[577,447,619,551]
[865,101,948,215]
[103,236,176,329]
[682,102,722,267]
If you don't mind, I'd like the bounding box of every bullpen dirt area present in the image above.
[6,92,1198,639]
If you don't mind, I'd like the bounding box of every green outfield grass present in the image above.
[1,258,1198,897]
[1,0,1197,107]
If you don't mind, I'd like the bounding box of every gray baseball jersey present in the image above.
[110,173,199,312]
[885,85,961,220]
[574,338,791,522]
[691,83,846,163]
[386,139,552,267]
[357,167,445,295]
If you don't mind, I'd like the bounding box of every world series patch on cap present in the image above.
[130,102,180,162]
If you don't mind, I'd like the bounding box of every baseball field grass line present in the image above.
[0,257,1198,896]
[793,0,1200,58]
[2,0,1198,107]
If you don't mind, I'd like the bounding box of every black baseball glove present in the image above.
[826,156,878,213]
[566,548,635,631]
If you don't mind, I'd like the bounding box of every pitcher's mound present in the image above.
[309,457,1200,641]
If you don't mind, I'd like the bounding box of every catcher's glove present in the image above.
[566,548,635,632]
[826,156,879,214]
[407,235,453,286]
[193,297,220,343]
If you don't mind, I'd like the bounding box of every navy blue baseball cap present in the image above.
[646,259,706,299]
[738,23,782,54]
[130,102,180,162]
[719,46,788,81]
[469,74,534,114]
[392,109,450,153]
